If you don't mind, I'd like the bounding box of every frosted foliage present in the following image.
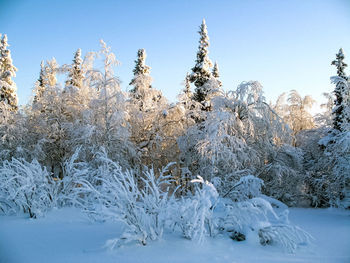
[314,92,335,127]
[217,175,312,252]
[234,175,264,200]
[172,176,218,243]
[260,145,306,206]
[259,225,313,253]
[33,61,48,104]
[65,48,84,89]
[0,158,56,218]
[313,131,350,207]
[129,48,165,111]
[331,48,348,79]
[178,73,192,106]
[273,90,315,137]
[179,81,290,195]
[57,149,90,206]
[74,153,175,247]
[0,34,18,111]
[0,102,27,161]
[131,48,150,76]
[190,19,213,102]
[331,77,350,132]
[85,40,134,166]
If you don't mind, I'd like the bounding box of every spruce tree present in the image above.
[212,61,222,87]
[190,19,213,103]
[65,48,84,89]
[129,49,163,110]
[130,48,151,88]
[0,34,18,111]
[183,72,192,98]
[178,73,193,109]
[331,48,350,131]
[33,61,48,104]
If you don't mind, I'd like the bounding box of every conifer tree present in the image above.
[0,34,18,111]
[33,61,48,104]
[190,19,213,103]
[65,48,84,89]
[212,61,222,87]
[331,48,350,131]
[129,48,151,81]
[182,73,192,101]
[129,48,163,111]
[46,58,58,87]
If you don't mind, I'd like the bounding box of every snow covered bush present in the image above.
[260,144,308,206]
[55,149,90,207]
[73,153,176,247]
[258,224,313,253]
[215,175,312,252]
[311,131,350,207]
[172,176,219,243]
[0,158,56,218]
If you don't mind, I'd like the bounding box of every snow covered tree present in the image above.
[85,41,135,167]
[332,48,348,79]
[46,57,59,87]
[178,81,291,197]
[0,102,27,161]
[183,72,192,101]
[33,61,48,105]
[0,34,18,111]
[65,48,84,90]
[314,92,335,127]
[178,73,196,111]
[0,158,56,218]
[129,49,163,111]
[286,90,315,135]
[331,48,350,132]
[190,19,213,103]
[212,61,222,87]
[273,90,315,141]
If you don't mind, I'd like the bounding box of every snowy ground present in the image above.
[0,208,349,263]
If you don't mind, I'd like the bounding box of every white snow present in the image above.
[0,207,349,263]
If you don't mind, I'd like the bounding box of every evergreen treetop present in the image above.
[65,48,84,89]
[190,19,214,103]
[33,61,48,104]
[332,48,348,80]
[131,49,150,80]
[331,48,350,132]
[0,34,18,111]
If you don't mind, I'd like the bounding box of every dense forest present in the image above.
[0,20,349,250]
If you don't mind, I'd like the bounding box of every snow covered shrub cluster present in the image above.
[216,175,312,252]
[71,166,312,251]
[171,176,219,243]
[71,152,177,247]
[0,158,56,218]
[310,131,350,207]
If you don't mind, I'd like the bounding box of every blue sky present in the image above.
[1,0,350,106]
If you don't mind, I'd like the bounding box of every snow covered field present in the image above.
[0,208,349,263]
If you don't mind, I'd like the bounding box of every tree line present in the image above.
[0,19,349,215]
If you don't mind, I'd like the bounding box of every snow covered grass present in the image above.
[0,207,349,263]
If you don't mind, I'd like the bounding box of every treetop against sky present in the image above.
[1,0,350,106]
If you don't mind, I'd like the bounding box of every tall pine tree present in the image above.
[65,48,84,89]
[33,61,48,105]
[0,34,18,111]
[190,19,213,103]
[129,48,163,111]
[212,61,222,87]
[331,48,350,132]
